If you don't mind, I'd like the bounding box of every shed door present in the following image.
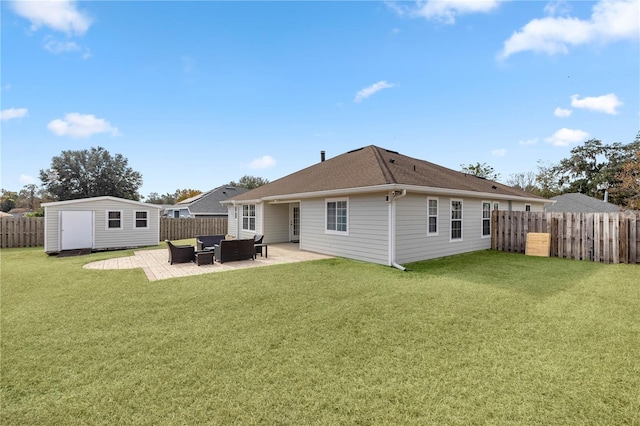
[61,211,93,250]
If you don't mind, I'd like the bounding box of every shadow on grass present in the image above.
[405,250,603,298]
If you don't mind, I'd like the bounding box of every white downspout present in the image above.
[388,189,407,271]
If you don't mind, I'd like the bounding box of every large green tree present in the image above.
[40,146,143,201]
[551,137,640,205]
[228,175,269,190]
[460,162,500,180]
[1,189,17,212]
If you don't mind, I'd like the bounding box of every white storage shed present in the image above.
[42,196,162,254]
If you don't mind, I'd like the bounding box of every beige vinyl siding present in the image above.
[262,203,290,243]
[44,198,159,253]
[300,193,389,265]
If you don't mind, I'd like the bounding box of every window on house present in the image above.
[493,202,499,211]
[525,204,531,212]
[326,198,348,234]
[242,205,256,231]
[482,202,491,237]
[451,200,462,240]
[107,211,122,229]
[135,211,149,229]
[427,198,438,235]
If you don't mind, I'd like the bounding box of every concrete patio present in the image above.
[83,243,333,282]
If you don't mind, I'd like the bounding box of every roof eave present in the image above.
[222,184,551,204]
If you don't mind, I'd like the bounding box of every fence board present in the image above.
[0,217,45,248]
[160,217,228,241]
[492,211,640,265]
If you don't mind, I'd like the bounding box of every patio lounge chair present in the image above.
[165,240,195,264]
[254,234,264,256]
[196,234,225,251]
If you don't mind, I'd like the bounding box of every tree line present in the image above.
[461,132,639,210]
[1,146,269,215]
[3,134,638,215]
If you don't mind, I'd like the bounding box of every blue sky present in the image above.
[2,0,638,198]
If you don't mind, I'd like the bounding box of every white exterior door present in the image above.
[61,211,93,250]
[289,204,300,242]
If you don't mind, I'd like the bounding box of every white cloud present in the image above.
[1,108,28,121]
[500,0,639,59]
[47,113,120,138]
[248,155,276,169]
[491,149,507,157]
[387,0,505,24]
[570,93,623,115]
[354,81,396,103]
[10,0,93,36]
[554,107,573,117]
[519,138,539,146]
[44,36,80,54]
[545,128,589,147]
[544,1,572,17]
[20,175,36,185]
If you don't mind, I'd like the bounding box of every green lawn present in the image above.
[1,246,639,425]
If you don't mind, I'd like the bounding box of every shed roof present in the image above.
[228,145,547,202]
[42,196,162,209]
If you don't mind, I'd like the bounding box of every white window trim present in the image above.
[106,210,123,230]
[427,197,438,236]
[481,201,491,238]
[134,210,150,229]
[525,204,531,212]
[325,197,349,236]
[242,204,256,231]
[450,199,463,242]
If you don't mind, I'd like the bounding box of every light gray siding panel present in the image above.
[395,195,547,264]
[226,205,238,237]
[44,198,159,252]
[397,195,490,263]
[262,203,290,243]
[300,194,389,265]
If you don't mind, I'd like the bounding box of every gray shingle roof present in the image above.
[174,186,248,215]
[545,193,621,213]
[229,145,546,202]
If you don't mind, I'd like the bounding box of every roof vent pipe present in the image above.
[321,150,326,162]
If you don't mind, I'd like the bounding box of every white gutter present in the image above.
[388,189,407,272]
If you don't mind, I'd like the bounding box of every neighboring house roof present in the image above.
[171,186,248,215]
[545,193,622,213]
[42,196,162,209]
[226,145,547,203]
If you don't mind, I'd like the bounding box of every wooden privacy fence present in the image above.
[160,217,227,241]
[492,211,640,264]
[1,217,45,248]
[1,217,227,248]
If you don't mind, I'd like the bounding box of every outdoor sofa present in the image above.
[214,239,255,263]
[196,234,225,251]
